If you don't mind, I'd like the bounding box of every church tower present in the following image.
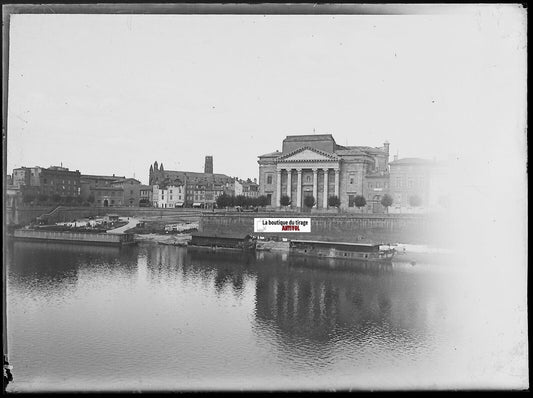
[204,156,213,174]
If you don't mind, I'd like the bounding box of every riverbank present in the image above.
[198,212,453,247]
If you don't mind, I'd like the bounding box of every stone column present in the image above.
[296,169,302,209]
[312,168,318,208]
[334,169,340,198]
[276,169,282,207]
[323,168,329,208]
[286,169,292,203]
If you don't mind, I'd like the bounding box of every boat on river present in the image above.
[289,239,395,262]
[189,233,256,251]
[13,228,136,246]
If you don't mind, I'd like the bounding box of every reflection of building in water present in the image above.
[145,247,254,298]
[146,245,187,283]
[253,257,442,346]
[8,241,139,298]
[188,250,255,299]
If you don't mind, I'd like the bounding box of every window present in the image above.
[130,190,133,195]
[396,177,402,188]
[368,183,373,189]
[267,175,272,185]
[408,179,413,188]
[349,174,355,184]
[170,196,173,200]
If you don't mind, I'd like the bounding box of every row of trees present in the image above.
[277,193,421,212]
[216,194,270,208]
[278,194,396,212]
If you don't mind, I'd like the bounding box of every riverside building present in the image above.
[257,134,390,211]
[149,157,233,208]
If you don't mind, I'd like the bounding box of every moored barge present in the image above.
[189,234,255,251]
[13,229,136,246]
[289,239,395,262]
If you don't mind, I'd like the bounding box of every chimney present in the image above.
[383,141,390,169]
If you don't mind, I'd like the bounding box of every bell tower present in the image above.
[204,156,213,174]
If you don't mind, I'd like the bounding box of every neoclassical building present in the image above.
[258,134,390,210]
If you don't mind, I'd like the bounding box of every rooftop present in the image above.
[81,174,126,180]
[284,134,335,142]
[258,150,282,158]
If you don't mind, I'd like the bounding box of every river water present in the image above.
[4,240,524,391]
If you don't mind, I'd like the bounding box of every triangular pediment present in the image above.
[277,146,339,162]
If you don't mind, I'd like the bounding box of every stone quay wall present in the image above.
[199,212,446,245]
[7,205,203,226]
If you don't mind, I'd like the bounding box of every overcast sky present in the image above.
[6,5,526,186]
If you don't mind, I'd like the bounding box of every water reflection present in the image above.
[8,240,139,301]
[251,253,441,352]
[7,240,458,391]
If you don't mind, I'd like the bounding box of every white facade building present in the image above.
[153,184,186,208]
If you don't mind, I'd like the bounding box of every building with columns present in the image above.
[257,134,390,211]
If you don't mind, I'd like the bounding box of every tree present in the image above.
[303,195,315,209]
[328,195,340,208]
[216,193,230,208]
[235,195,247,207]
[75,196,83,205]
[354,195,366,212]
[87,194,95,204]
[280,195,291,207]
[380,194,393,213]
[51,194,62,203]
[139,198,149,207]
[65,196,74,204]
[257,195,269,207]
[409,195,422,207]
